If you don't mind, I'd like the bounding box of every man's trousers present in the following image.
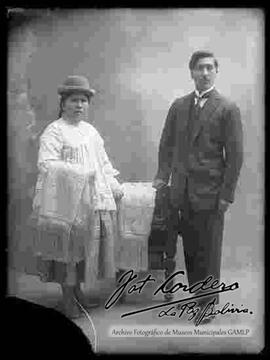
[166,190,225,306]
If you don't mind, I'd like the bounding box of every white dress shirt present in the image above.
[194,86,215,108]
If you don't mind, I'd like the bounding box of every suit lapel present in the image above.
[191,89,221,143]
[179,93,193,133]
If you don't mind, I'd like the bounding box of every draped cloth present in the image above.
[31,119,123,283]
[116,182,156,272]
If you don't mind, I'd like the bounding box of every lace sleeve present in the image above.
[38,123,63,173]
[95,131,120,177]
[94,131,122,193]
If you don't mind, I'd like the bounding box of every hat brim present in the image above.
[57,86,96,96]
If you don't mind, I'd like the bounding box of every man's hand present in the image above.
[218,199,231,212]
[152,178,167,190]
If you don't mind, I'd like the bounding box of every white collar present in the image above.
[195,86,215,98]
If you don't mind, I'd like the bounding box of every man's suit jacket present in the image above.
[155,89,243,211]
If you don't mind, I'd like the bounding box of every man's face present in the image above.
[191,57,217,92]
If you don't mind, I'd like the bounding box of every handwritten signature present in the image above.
[104,270,253,325]
[158,299,253,326]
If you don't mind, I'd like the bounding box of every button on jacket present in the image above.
[155,89,243,211]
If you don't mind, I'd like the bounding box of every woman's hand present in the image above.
[109,177,124,201]
[113,188,124,201]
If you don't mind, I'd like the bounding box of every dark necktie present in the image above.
[194,91,211,115]
[188,91,212,142]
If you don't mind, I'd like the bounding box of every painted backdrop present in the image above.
[8,8,264,276]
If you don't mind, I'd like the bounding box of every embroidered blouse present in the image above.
[33,118,122,219]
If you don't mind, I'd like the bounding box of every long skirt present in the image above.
[31,210,119,284]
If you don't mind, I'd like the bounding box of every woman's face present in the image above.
[62,93,89,122]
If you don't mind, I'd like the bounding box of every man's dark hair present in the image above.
[189,50,218,71]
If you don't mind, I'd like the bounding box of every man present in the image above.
[153,50,243,323]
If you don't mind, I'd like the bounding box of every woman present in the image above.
[32,75,123,318]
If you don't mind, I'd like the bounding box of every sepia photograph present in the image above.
[7,7,264,355]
